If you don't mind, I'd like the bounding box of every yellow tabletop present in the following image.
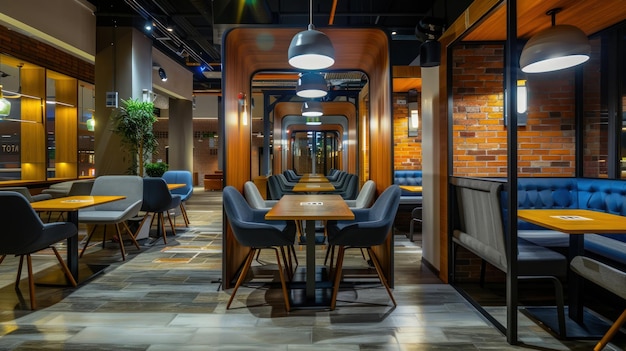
[299,174,329,183]
[167,183,186,190]
[399,185,423,193]
[292,182,335,192]
[31,195,126,212]
[266,194,354,221]
[517,209,626,234]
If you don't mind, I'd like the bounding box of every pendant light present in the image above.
[302,100,323,117]
[0,85,10,117]
[288,0,335,70]
[520,8,590,73]
[296,72,328,98]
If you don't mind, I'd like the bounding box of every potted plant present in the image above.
[111,98,158,176]
[145,162,169,177]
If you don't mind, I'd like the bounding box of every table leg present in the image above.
[568,234,585,322]
[305,219,316,299]
[66,210,79,280]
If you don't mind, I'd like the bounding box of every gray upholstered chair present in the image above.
[222,186,296,311]
[344,180,376,209]
[571,256,626,350]
[0,191,77,309]
[79,175,143,261]
[136,177,181,244]
[243,181,278,209]
[162,170,193,226]
[0,186,52,202]
[325,185,401,310]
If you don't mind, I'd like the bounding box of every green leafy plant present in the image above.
[145,162,169,177]
[111,98,158,176]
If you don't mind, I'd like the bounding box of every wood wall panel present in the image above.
[222,27,394,289]
[20,68,46,180]
[55,79,78,178]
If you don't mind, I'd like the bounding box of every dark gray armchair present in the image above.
[325,185,401,310]
[0,191,78,309]
[222,186,296,311]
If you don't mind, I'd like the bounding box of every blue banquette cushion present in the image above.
[394,170,422,197]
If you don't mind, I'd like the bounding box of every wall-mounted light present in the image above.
[517,80,527,114]
[296,72,328,98]
[287,0,335,70]
[520,8,590,73]
[0,85,11,117]
[158,68,167,81]
[238,92,248,126]
[408,102,418,137]
[86,117,95,132]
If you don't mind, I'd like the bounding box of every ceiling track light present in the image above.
[287,0,335,70]
[158,67,167,82]
[296,72,328,98]
[520,8,591,73]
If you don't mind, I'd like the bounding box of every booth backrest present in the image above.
[394,170,422,198]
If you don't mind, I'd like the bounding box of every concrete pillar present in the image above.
[94,26,152,175]
[168,99,193,171]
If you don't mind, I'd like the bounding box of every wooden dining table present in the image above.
[31,195,126,284]
[166,183,186,191]
[518,208,626,337]
[266,194,354,307]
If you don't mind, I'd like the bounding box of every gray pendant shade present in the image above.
[296,72,328,98]
[288,24,335,70]
[301,101,323,117]
[520,25,590,73]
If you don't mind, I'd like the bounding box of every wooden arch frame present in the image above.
[222,27,393,289]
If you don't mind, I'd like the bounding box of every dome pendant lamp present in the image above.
[301,100,323,117]
[520,8,590,73]
[296,72,328,98]
[288,0,335,70]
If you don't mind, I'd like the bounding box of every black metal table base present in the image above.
[523,306,611,339]
[288,267,333,309]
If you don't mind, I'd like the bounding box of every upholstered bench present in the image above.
[394,170,422,206]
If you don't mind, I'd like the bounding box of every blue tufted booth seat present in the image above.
[394,170,423,205]
[510,177,626,267]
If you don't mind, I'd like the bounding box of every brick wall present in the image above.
[452,43,576,178]
[393,92,422,170]
[0,25,94,83]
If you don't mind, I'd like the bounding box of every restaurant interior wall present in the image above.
[393,92,422,170]
[451,43,577,180]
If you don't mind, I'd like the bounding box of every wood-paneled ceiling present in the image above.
[464,0,626,41]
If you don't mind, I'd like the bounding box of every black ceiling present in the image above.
[87,0,472,90]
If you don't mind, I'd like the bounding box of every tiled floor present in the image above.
[0,188,619,350]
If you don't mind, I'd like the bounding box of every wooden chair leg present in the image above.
[0,255,5,265]
[122,221,141,250]
[16,255,24,286]
[367,248,397,307]
[272,247,291,312]
[166,211,177,236]
[79,225,98,258]
[595,308,626,351]
[280,246,292,281]
[330,246,346,310]
[227,249,256,309]
[26,254,35,310]
[180,203,190,226]
[51,246,77,287]
[159,212,168,244]
[114,224,126,261]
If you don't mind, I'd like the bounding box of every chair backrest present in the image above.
[0,186,34,202]
[244,181,268,209]
[162,170,193,201]
[268,175,283,200]
[0,192,45,254]
[340,174,359,199]
[223,186,294,247]
[352,180,376,208]
[68,180,95,196]
[141,177,175,212]
[89,175,143,212]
